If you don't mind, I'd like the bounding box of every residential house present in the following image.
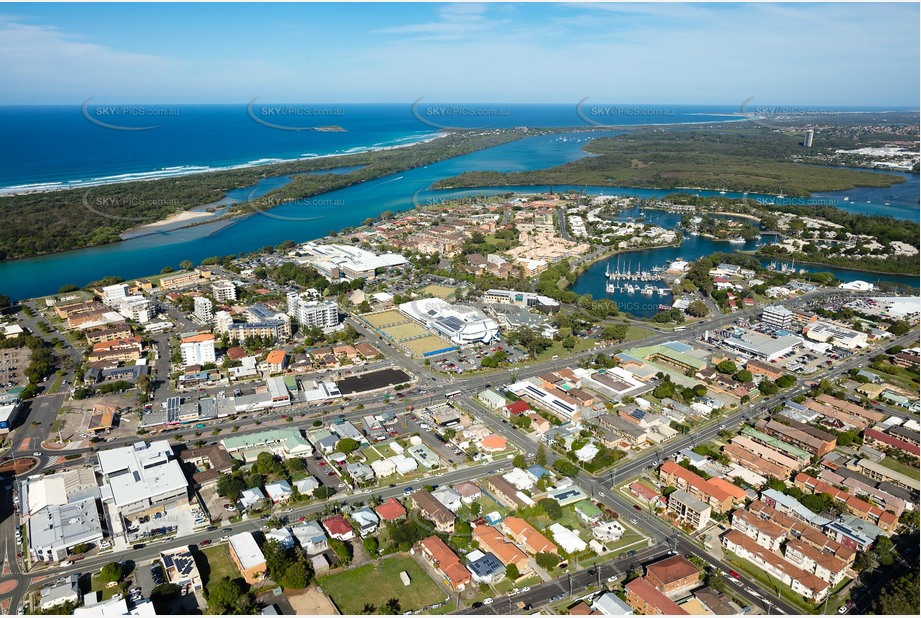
[322,515,355,541]
[228,532,266,585]
[375,497,407,522]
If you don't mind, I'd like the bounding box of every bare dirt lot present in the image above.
[288,586,339,615]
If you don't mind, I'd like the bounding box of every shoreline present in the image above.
[0,132,449,198]
[120,207,230,239]
[741,251,921,278]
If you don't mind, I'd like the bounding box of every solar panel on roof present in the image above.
[163,555,174,568]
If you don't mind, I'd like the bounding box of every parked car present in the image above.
[199,540,212,546]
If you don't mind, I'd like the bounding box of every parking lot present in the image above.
[430,342,529,374]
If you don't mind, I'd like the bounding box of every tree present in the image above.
[506,563,521,580]
[361,603,378,614]
[686,300,709,317]
[71,542,92,554]
[716,360,737,374]
[285,457,306,476]
[337,438,360,455]
[553,459,580,477]
[733,369,753,383]
[208,577,249,614]
[872,569,919,615]
[535,552,560,569]
[758,380,779,396]
[513,454,527,469]
[262,539,293,582]
[538,498,563,520]
[179,260,194,270]
[536,444,547,466]
[329,538,352,566]
[384,598,402,615]
[100,562,123,583]
[216,473,247,502]
[281,560,313,589]
[363,536,379,556]
[562,336,577,350]
[600,324,629,342]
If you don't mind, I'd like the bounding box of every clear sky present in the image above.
[1,2,918,106]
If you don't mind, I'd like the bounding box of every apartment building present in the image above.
[88,337,143,364]
[659,460,733,513]
[286,293,339,331]
[180,334,216,367]
[411,490,455,533]
[722,530,829,602]
[211,280,237,302]
[158,270,205,291]
[755,417,836,457]
[667,490,712,532]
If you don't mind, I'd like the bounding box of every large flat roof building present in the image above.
[97,441,188,516]
[400,298,499,345]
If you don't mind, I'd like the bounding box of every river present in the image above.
[0,131,916,301]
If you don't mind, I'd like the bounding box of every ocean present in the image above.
[0,104,745,192]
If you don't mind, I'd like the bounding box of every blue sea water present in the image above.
[0,103,744,192]
[0,104,916,301]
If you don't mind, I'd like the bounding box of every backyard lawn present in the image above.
[317,555,446,614]
[199,544,240,592]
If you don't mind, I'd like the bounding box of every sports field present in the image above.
[403,335,455,357]
[381,322,429,340]
[418,284,455,300]
[363,310,408,328]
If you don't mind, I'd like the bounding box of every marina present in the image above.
[603,257,673,297]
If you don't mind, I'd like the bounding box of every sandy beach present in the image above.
[119,208,224,240]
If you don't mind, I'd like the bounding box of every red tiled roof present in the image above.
[645,555,701,588]
[322,515,353,535]
[374,497,407,521]
[865,429,920,456]
[505,400,531,415]
[625,577,688,615]
[265,350,287,364]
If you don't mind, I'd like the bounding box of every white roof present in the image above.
[27,475,68,515]
[97,441,187,508]
[74,598,130,616]
[265,481,292,501]
[229,532,266,570]
[549,523,587,553]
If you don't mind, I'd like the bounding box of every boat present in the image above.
[728,237,746,245]
[605,282,616,294]
[657,287,670,296]
[843,197,849,202]
[642,285,655,295]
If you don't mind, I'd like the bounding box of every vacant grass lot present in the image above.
[199,544,240,593]
[317,555,445,614]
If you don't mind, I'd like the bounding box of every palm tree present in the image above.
[361,603,377,614]
[385,598,402,614]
